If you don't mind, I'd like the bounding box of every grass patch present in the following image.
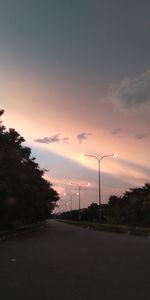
[59,220,150,237]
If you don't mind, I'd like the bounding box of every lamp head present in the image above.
[80,153,85,159]
[113,154,117,158]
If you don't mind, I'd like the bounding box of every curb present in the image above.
[0,222,47,242]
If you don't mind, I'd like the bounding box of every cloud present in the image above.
[62,137,69,144]
[111,128,122,135]
[135,133,149,140]
[34,134,70,144]
[34,134,61,144]
[111,69,150,107]
[118,158,150,181]
[77,132,91,144]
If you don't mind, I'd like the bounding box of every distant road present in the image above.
[0,220,150,300]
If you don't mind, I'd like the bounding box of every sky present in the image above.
[0,0,150,210]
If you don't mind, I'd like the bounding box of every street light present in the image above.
[59,199,68,213]
[63,193,79,220]
[81,153,117,221]
[69,182,90,211]
[63,193,73,211]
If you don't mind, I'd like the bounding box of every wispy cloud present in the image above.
[117,158,150,182]
[135,132,149,140]
[34,134,70,144]
[62,137,69,144]
[111,69,150,107]
[111,128,122,135]
[77,132,91,144]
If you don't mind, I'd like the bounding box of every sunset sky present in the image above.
[0,0,150,209]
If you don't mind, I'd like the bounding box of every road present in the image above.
[0,220,150,300]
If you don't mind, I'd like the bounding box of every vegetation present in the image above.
[108,184,150,226]
[0,110,59,230]
[56,203,103,222]
[57,184,150,227]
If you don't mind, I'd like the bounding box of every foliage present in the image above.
[0,110,59,229]
[56,184,150,227]
[108,184,150,225]
[56,203,104,222]
[86,203,99,221]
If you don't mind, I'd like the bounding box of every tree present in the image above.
[0,110,59,229]
[88,203,99,220]
[108,184,150,226]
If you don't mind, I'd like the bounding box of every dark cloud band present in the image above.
[111,70,150,107]
[77,132,91,144]
[34,134,69,144]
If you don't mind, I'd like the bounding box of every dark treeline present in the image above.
[57,184,150,226]
[56,203,107,222]
[0,110,59,230]
[108,184,150,226]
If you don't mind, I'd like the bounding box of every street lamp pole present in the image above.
[78,186,81,210]
[70,195,73,211]
[63,193,74,211]
[70,182,90,211]
[59,199,67,213]
[82,154,116,222]
[98,158,101,213]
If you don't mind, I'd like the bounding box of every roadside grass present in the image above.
[59,220,150,237]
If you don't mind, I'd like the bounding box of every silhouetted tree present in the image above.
[87,203,99,221]
[0,110,59,229]
[108,184,150,225]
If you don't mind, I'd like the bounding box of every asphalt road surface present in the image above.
[0,220,150,300]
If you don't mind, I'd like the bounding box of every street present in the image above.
[0,220,150,300]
